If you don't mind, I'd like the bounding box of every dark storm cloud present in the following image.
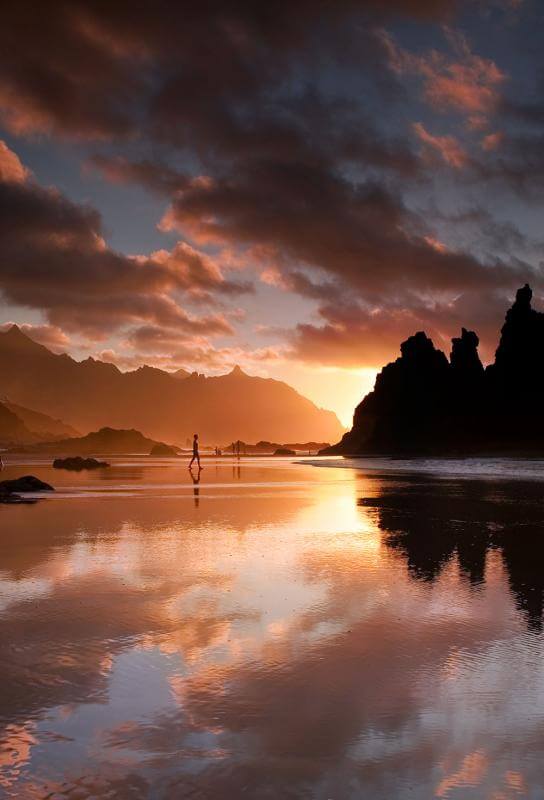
[0,1,465,140]
[164,158,535,296]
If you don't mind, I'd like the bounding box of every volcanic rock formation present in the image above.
[325,285,544,455]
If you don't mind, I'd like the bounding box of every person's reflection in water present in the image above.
[189,466,201,507]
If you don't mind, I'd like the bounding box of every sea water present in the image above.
[0,456,543,799]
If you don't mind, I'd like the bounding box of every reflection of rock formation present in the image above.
[360,479,492,584]
[501,529,544,632]
[327,285,544,455]
[361,477,544,630]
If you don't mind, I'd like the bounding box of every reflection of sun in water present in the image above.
[292,479,382,561]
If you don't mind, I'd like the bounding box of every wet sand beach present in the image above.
[1,456,544,799]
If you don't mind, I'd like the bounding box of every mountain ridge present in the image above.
[0,397,81,446]
[0,326,343,444]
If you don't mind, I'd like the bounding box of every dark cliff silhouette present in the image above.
[325,285,544,455]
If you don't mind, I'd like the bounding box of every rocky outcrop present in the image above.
[53,457,109,470]
[273,448,296,456]
[325,286,544,456]
[0,475,54,492]
[14,427,177,456]
[224,440,330,454]
[0,474,54,503]
[149,443,179,456]
[450,328,483,379]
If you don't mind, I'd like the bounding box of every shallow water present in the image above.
[1,456,544,799]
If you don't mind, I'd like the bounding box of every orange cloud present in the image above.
[382,28,505,124]
[0,140,29,183]
[482,131,504,151]
[413,122,467,168]
[424,235,449,253]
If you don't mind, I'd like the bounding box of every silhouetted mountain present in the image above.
[15,427,174,455]
[0,326,343,445]
[171,367,191,380]
[0,393,81,446]
[3,400,80,440]
[0,401,35,445]
[326,285,544,455]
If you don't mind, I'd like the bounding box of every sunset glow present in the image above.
[1,1,542,425]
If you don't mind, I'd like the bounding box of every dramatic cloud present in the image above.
[413,122,468,167]
[162,158,535,299]
[99,327,284,373]
[0,140,29,183]
[0,142,247,338]
[381,28,506,126]
[289,287,527,368]
[1,0,542,399]
[0,2,464,140]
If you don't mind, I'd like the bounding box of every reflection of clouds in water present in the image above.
[0,722,37,790]
[1,467,544,797]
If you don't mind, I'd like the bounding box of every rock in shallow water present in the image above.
[0,475,54,493]
[0,491,36,504]
[53,456,110,470]
[0,474,53,502]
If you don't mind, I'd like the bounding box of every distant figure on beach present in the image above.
[189,433,202,469]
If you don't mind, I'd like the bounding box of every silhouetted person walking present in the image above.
[189,433,202,469]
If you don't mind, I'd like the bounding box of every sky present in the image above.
[1,0,544,426]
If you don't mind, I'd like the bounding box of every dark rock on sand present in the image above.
[0,474,54,502]
[0,475,54,493]
[53,456,109,470]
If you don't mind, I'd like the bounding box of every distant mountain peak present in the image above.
[0,325,344,444]
[172,367,190,380]
[4,323,25,339]
[0,324,48,352]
